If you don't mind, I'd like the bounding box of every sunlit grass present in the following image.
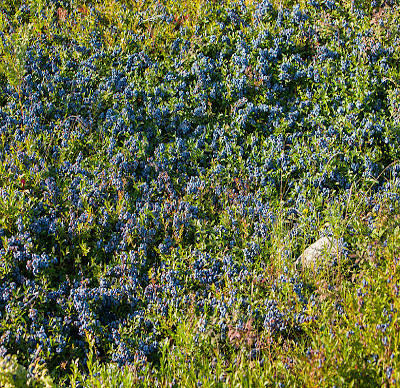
[1,0,400,386]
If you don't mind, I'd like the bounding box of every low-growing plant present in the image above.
[0,0,400,386]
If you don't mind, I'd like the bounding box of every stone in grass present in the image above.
[296,236,342,269]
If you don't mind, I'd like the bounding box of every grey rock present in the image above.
[296,236,341,269]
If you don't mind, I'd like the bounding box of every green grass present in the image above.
[0,0,400,386]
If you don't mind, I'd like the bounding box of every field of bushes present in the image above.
[0,0,400,386]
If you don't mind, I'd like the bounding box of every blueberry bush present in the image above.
[0,0,400,386]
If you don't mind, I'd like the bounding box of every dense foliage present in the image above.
[0,0,400,386]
